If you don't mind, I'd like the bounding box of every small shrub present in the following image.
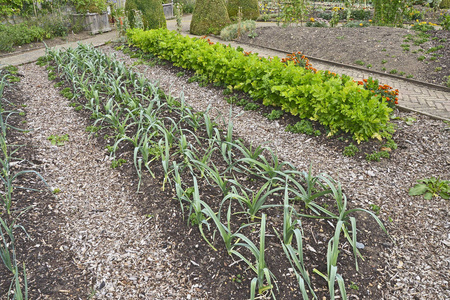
[366,150,390,162]
[236,98,248,106]
[244,102,259,110]
[286,120,321,136]
[220,20,256,41]
[343,143,359,157]
[264,109,284,120]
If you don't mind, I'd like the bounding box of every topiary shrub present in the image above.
[227,0,259,20]
[125,0,167,30]
[190,0,231,35]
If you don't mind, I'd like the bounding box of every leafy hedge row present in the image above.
[127,28,394,142]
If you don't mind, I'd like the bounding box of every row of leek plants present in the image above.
[42,44,388,299]
[0,70,39,300]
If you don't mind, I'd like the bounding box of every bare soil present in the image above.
[238,26,450,87]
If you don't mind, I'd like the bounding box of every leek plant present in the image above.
[0,217,29,300]
[221,181,283,222]
[232,214,276,299]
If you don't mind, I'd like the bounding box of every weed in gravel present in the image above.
[343,144,359,157]
[369,204,380,215]
[350,281,359,290]
[225,95,238,104]
[409,177,449,200]
[417,55,426,61]
[244,103,259,111]
[264,109,284,120]
[355,60,365,66]
[47,134,69,146]
[48,71,57,81]
[54,81,64,88]
[176,71,185,77]
[111,158,127,169]
[36,55,50,66]
[400,44,410,51]
[60,87,74,99]
[188,74,208,87]
[86,125,101,133]
[445,76,450,88]
[365,150,390,162]
[389,69,398,74]
[286,120,321,136]
[234,98,247,106]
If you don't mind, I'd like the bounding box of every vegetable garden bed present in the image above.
[0,38,449,299]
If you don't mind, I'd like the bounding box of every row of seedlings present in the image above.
[40,44,388,300]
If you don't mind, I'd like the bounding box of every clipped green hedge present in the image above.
[227,0,260,20]
[127,29,393,142]
[125,0,167,30]
[190,0,231,35]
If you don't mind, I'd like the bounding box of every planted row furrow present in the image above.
[1,68,49,299]
[42,44,388,300]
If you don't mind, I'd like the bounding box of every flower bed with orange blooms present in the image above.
[282,51,399,109]
[128,29,395,142]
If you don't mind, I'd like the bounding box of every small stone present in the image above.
[356,242,365,249]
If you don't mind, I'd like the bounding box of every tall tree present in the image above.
[190,0,231,35]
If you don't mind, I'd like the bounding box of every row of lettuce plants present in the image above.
[41,44,388,299]
[127,28,395,143]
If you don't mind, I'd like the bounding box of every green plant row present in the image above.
[0,70,32,299]
[127,28,394,143]
[43,44,389,299]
